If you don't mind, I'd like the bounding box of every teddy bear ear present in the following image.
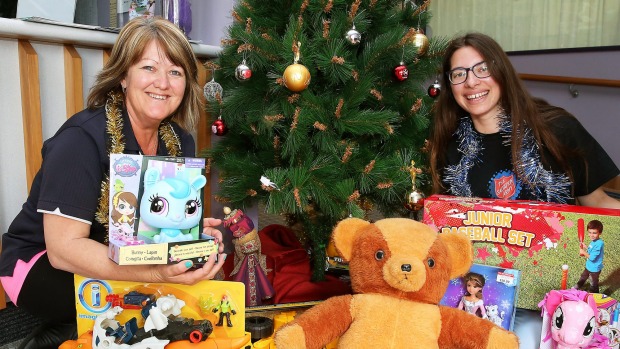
[438,232,474,279]
[332,217,370,261]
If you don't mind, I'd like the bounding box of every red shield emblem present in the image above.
[494,175,516,199]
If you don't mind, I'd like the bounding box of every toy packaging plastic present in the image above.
[423,194,620,310]
[440,263,520,331]
[73,275,248,348]
[538,289,619,349]
[108,154,218,265]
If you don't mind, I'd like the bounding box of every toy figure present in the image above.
[212,295,237,327]
[129,1,139,19]
[458,272,488,319]
[486,304,505,327]
[539,289,598,349]
[223,207,274,306]
[139,168,206,243]
[144,0,156,18]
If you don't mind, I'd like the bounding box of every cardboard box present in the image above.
[74,275,246,344]
[440,263,520,331]
[423,194,620,310]
[108,154,217,265]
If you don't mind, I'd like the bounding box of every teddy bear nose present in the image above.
[401,264,412,272]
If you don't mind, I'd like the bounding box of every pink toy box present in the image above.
[108,154,218,265]
[423,194,620,310]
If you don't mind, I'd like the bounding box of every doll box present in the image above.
[423,194,620,310]
[73,275,247,346]
[440,263,520,331]
[108,154,217,265]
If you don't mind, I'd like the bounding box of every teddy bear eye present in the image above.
[375,250,385,260]
[427,258,435,268]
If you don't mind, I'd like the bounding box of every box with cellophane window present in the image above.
[66,275,249,348]
[107,154,218,265]
[423,194,620,310]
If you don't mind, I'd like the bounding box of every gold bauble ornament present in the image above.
[413,32,429,56]
[283,63,311,92]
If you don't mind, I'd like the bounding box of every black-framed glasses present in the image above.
[447,61,491,85]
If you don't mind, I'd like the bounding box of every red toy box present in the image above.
[423,194,620,310]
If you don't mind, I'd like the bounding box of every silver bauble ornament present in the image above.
[203,77,223,101]
[235,59,252,81]
[345,24,361,45]
[404,188,425,211]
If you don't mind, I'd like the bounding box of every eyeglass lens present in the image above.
[448,62,490,85]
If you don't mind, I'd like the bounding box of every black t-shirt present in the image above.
[0,107,196,276]
[443,115,619,203]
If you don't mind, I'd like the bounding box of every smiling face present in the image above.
[449,46,502,132]
[588,229,601,241]
[121,39,186,127]
[466,280,482,298]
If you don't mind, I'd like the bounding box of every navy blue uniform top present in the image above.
[444,114,619,202]
[0,106,196,276]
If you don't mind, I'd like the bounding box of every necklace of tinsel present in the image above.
[94,91,181,242]
[443,112,571,203]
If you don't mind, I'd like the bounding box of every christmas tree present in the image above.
[201,0,447,280]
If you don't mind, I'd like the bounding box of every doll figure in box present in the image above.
[111,191,138,237]
[139,168,206,243]
[223,207,274,306]
[458,272,488,319]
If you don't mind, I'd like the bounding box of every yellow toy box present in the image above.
[72,275,249,348]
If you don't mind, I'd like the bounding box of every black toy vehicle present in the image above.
[130,316,213,344]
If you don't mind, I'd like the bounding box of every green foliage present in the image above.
[201,0,446,278]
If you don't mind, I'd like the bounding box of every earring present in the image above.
[122,85,126,94]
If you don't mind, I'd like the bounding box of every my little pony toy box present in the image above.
[107,154,218,265]
[423,194,620,310]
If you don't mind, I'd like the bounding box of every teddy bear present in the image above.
[274,217,520,349]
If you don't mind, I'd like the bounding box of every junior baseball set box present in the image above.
[423,194,620,310]
[108,154,217,265]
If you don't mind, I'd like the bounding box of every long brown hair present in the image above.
[87,17,202,131]
[429,32,576,194]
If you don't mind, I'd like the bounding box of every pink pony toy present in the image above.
[539,289,598,349]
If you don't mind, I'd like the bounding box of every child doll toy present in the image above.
[274,217,520,349]
[223,207,275,306]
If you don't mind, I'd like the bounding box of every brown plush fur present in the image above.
[274,217,520,349]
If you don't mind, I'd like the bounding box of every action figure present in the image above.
[223,207,275,306]
[212,295,237,327]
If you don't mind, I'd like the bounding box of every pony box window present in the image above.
[107,154,217,265]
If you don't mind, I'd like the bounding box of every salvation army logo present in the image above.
[77,279,113,314]
[488,170,521,200]
[113,156,140,177]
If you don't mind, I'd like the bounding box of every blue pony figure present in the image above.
[139,167,206,243]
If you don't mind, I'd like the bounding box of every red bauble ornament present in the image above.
[211,117,228,136]
[428,80,441,98]
[393,62,409,81]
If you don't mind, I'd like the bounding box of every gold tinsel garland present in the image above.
[94,91,181,243]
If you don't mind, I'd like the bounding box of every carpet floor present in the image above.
[0,302,42,348]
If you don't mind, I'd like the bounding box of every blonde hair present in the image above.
[87,17,202,131]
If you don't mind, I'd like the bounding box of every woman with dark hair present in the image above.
[0,17,226,347]
[429,32,619,208]
[429,32,620,348]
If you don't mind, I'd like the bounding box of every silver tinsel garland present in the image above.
[444,113,571,203]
